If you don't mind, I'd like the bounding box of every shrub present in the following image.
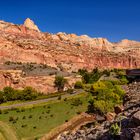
[29,115,32,118]
[13,120,17,124]
[64,98,67,101]
[43,105,46,108]
[16,117,19,121]
[74,81,83,89]
[0,110,2,114]
[22,116,26,119]
[9,116,14,122]
[16,110,20,113]
[67,89,74,94]
[21,124,27,128]
[47,106,50,109]
[58,95,61,100]
[21,108,25,112]
[76,111,82,114]
[110,123,121,136]
[120,76,128,85]
[0,91,4,104]
[3,110,9,114]
[46,110,50,114]
[71,98,83,106]
[103,70,110,77]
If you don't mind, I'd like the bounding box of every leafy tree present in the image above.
[79,68,102,84]
[22,87,37,100]
[87,80,125,115]
[3,87,14,101]
[0,91,4,104]
[54,76,67,91]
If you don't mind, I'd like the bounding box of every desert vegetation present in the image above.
[0,68,129,140]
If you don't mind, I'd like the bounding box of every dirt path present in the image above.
[0,90,84,110]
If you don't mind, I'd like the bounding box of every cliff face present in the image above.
[0,19,140,72]
[0,18,140,71]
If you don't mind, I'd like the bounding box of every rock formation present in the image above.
[57,82,140,140]
[0,19,140,92]
[24,18,40,32]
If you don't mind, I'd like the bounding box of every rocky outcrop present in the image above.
[24,18,40,32]
[0,19,140,92]
[0,19,140,72]
[0,69,81,93]
[57,82,140,140]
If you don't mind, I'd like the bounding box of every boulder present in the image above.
[114,105,124,114]
[132,111,140,126]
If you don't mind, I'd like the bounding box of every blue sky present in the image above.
[0,0,140,42]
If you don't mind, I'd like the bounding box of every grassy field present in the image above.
[0,121,19,140]
[0,93,89,140]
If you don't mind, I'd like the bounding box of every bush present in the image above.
[64,98,67,101]
[21,124,27,128]
[3,110,9,114]
[67,89,74,94]
[0,86,40,103]
[58,95,61,100]
[71,98,83,106]
[74,81,83,89]
[9,116,14,122]
[110,123,121,136]
[120,76,128,85]
[103,70,110,77]
[46,110,50,114]
[22,116,26,119]
[93,100,114,114]
[0,91,4,104]
[29,115,32,118]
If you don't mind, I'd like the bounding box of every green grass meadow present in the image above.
[0,93,89,140]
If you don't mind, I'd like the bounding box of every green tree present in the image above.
[0,91,4,104]
[54,76,67,91]
[3,87,14,101]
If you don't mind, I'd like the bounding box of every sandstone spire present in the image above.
[24,18,40,32]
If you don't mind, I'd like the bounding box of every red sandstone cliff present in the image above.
[0,18,139,71]
[0,18,139,93]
